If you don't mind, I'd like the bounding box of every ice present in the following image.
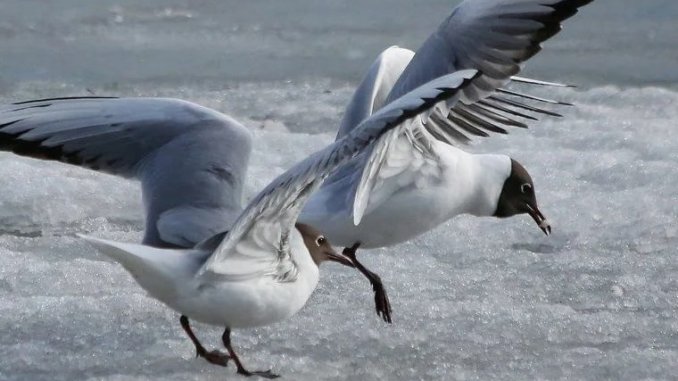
[1,0,678,378]
[0,81,677,380]
[1,0,676,89]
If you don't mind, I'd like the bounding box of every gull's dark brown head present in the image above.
[295,223,355,267]
[493,159,551,235]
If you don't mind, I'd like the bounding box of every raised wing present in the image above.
[336,0,590,144]
[0,97,252,248]
[334,46,415,140]
[338,0,592,223]
[201,69,481,278]
[381,0,591,145]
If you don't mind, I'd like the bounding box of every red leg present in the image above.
[222,328,279,379]
[343,242,392,323]
[179,315,230,367]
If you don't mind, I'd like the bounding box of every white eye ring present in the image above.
[315,236,326,246]
[521,183,532,194]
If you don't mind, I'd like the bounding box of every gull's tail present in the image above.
[79,234,209,300]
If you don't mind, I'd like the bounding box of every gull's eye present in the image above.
[315,236,326,246]
[521,183,532,194]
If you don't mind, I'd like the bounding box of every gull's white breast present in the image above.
[301,136,509,248]
[165,229,319,328]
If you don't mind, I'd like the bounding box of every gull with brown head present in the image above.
[74,70,481,377]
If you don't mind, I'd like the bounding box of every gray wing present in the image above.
[202,70,481,277]
[315,0,591,225]
[337,0,591,143]
[384,0,591,144]
[0,97,252,248]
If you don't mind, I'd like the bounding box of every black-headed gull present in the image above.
[299,0,592,256]
[71,71,479,376]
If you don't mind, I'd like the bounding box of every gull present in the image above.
[0,103,391,320]
[299,0,593,257]
[66,71,479,376]
[0,94,392,320]
[0,0,592,321]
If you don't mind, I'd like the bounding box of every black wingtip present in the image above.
[12,96,118,105]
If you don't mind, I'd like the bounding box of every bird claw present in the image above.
[370,273,392,323]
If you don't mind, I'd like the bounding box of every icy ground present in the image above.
[0,82,677,380]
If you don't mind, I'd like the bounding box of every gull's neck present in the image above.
[288,229,320,292]
[461,153,511,217]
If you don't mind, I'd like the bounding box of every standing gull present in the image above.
[76,70,480,376]
[0,98,391,321]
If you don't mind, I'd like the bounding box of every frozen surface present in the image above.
[0,83,677,380]
[0,0,676,89]
[1,0,678,379]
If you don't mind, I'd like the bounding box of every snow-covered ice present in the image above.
[0,82,677,380]
[1,0,677,379]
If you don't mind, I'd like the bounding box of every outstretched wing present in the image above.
[338,0,592,223]
[0,97,252,248]
[201,70,481,279]
[336,0,590,143]
[382,0,591,144]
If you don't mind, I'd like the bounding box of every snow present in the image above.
[0,82,677,380]
[1,0,677,378]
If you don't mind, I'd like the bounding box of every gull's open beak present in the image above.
[526,204,551,236]
[326,250,356,267]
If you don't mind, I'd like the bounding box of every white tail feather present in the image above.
[78,234,206,300]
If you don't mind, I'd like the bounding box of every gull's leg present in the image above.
[343,242,392,323]
[222,328,279,379]
[179,315,230,367]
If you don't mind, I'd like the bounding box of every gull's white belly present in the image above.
[315,179,464,248]
[301,142,505,249]
[163,275,317,328]
[124,228,321,329]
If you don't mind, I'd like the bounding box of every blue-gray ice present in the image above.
[0,0,677,380]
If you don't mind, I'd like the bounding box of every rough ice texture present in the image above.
[0,83,677,381]
[0,0,676,88]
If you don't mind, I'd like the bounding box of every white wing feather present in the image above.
[352,119,439,225]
